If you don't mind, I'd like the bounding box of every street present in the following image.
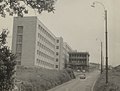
[48,70,99,91]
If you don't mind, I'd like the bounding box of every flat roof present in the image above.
[68,52,90,55]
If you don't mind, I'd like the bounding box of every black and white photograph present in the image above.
[0,0,120,91]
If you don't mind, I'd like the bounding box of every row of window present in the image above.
[69,54,87,57]
[38,33,55,49]
[36,58,54,68]
[37,50,54,61]
[37,41,55,55]
[70,60,86,64]
[38,24,55,42]
[16,26,23,63]
[69,59,87,61]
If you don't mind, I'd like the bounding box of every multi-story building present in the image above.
[12,16,73,70]
[12,17,56,69]
[68,52,90,71]
[55,37,73,70]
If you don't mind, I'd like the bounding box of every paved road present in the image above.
[48,70,99,91]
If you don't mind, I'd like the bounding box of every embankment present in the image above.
[94,65,120,91]
[16,66,75,91]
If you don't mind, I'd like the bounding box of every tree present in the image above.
[0,29,16,91]
[0,0,56,17]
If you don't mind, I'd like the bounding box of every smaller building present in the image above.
[68,52,90,71]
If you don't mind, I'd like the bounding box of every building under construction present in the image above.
[68,52,90,71]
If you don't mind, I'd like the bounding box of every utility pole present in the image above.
[105,10,108,84]
[101,42,103,74]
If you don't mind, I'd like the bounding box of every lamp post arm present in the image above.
[93,1,106,10]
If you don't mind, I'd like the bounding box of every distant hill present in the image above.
[89,62,100,71]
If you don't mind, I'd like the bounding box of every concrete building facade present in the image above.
[68,52,90,71]
[12,17,56,69]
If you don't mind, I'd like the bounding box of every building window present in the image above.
[56,46,59,49]
[56,52,59,56]
[16,53,22,60]
[15,26,23,64]
[17,61,21,65]
[56,58,58,62]
[37,50,39,55]
[38,24,42,30]
[36,59,39,64]
[17,26,23,34]
[16,44,22,52]
[57,39,59,43]
[37,41,39,46]
[17,35,23,42]
[56,65,58,68]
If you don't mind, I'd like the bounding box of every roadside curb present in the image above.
[91,74,100,91]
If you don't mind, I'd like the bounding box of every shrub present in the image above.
[16,66,75,91]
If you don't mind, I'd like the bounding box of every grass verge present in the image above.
[93,65,120,91]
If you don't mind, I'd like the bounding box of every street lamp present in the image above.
[91,1,108,84]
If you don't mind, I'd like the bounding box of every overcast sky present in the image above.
[0,0,120,66]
